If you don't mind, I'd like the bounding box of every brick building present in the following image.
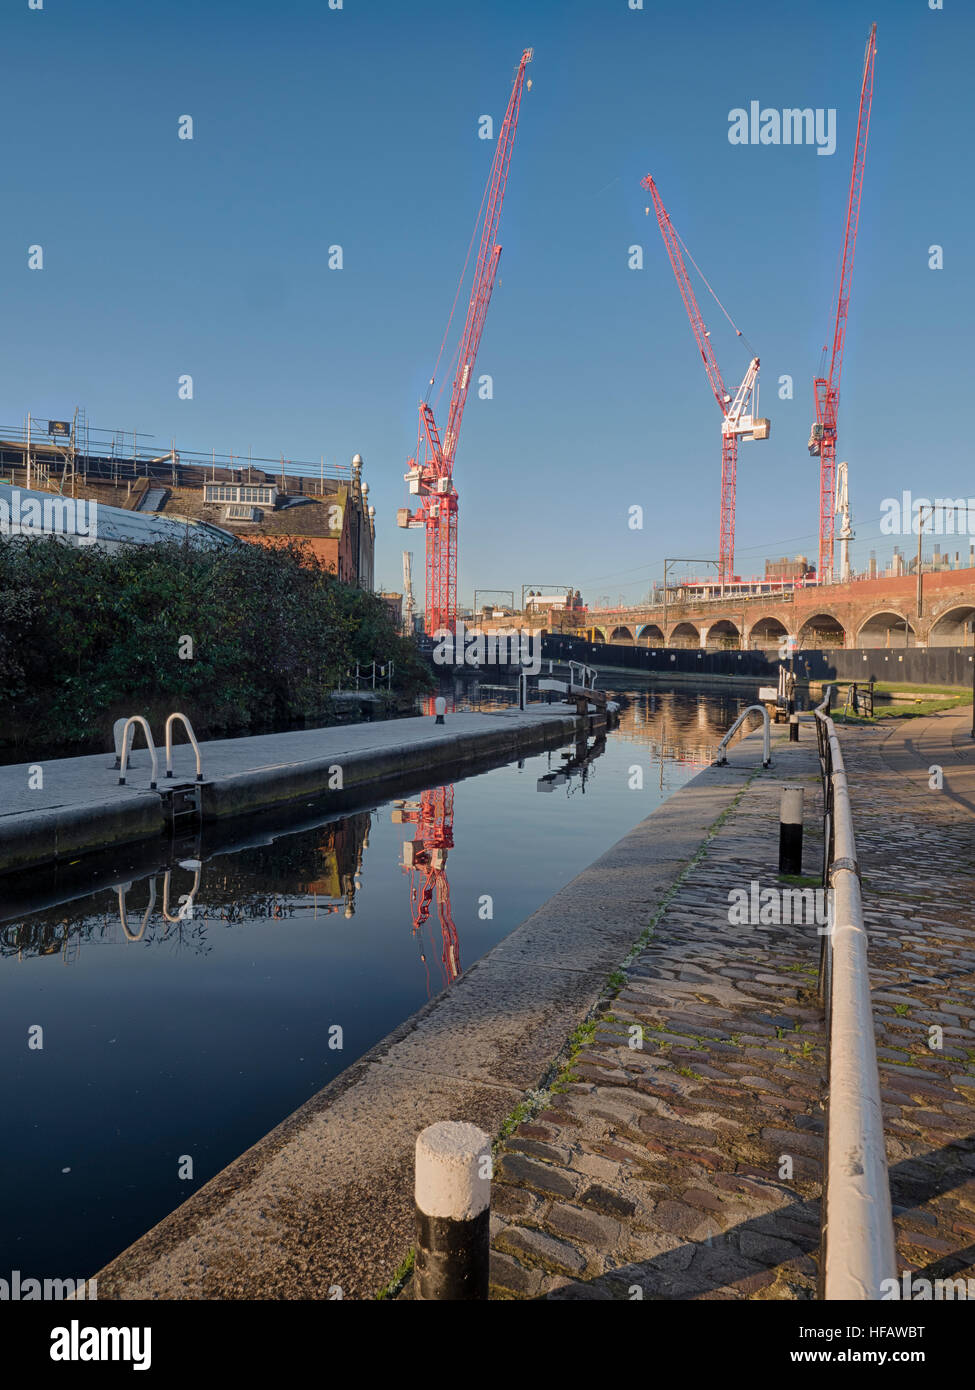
[0,420,376,588]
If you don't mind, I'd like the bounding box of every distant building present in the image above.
[765,555,813,581]
[378,591,403,630]
[0,417,376,587]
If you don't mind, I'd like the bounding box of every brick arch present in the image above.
[927,603,975,647]
[703,618,741,649]
[797,611,848,647]
[749,615,790,649]
[668,621,700,649]
[609,626,635,642]
[856,609,916,649]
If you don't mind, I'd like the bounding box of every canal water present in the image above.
[0,684,762,1278]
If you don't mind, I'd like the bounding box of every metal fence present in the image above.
[815,687,897,1298]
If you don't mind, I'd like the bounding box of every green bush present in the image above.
[0,536,433,750]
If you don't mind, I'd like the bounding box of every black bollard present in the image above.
[779,786,804,875]
[414,1122,491,1300]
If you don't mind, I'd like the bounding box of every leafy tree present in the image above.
[0,536,433,752]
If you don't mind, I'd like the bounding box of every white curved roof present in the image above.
[0,483,239,549]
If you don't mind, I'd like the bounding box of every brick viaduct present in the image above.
[571,569,975,650]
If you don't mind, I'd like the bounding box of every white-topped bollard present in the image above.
[779,785,804,876]
[434,696,446,726]
[414,1121,491,1300]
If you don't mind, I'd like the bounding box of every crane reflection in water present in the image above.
[392,785,459,996]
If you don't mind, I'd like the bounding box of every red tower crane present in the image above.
[809,23,877,586]
[398,48,533,635]
[643,176,769,586]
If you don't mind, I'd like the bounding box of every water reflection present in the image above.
[0,688,758,971]
[536,731,606,795]
[612,684,762,768]
[392,786,459,993]
[0,812,372,962]
[0,683,766,1276]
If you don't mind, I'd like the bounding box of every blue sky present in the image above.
[2,0,970,602]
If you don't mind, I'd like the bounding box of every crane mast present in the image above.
[400,48,533,634]
[402,550,415,635]
[835,460,853,585]
[643,175,769,586]
[809,22,877,586]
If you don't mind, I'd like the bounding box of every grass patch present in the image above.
[838,694,971,724]
[376,1249,414,1301]
[497,1099,536,1142]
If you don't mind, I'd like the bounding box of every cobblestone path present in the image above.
[489,713,975,1300]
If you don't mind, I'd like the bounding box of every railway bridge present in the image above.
[573,568,975,651]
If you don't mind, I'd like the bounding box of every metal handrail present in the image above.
[815,686,897,1300]
[713,704,771,767]
[164,712,203,781]
[118,716,159,789]
[568,660,597,690]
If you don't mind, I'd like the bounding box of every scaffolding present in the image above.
[0,412,351,497]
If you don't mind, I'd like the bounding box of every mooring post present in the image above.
[779,785,804,875]
[414,1121,491,1300]
[789,713,800,743]
[434,696,446,726]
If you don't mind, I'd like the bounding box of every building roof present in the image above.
[146,477,349,541]
[0,483,238,548]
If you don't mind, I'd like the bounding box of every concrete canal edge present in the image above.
[90,724,783,1301]
[195,711,582,821]
[0,708,585,876]
[0,793,166,877]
